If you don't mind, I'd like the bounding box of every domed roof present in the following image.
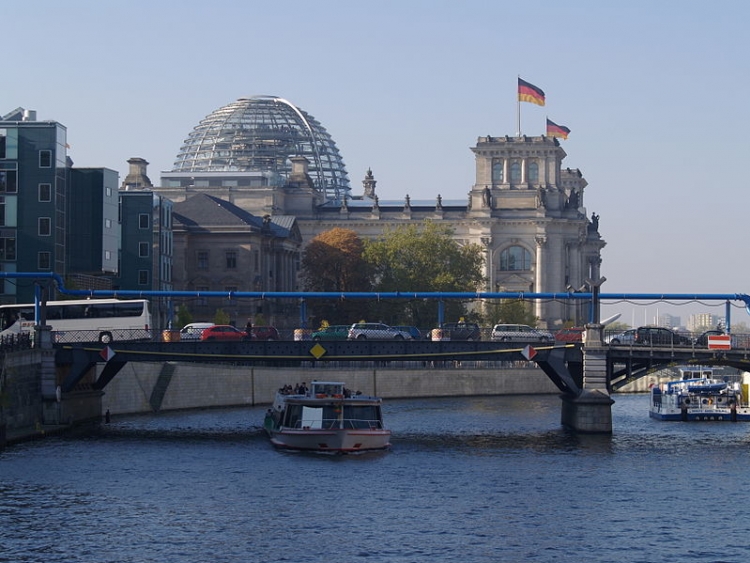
[172,95,350,200]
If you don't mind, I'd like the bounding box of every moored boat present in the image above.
[649,367,750,421]
[263,381,391,453]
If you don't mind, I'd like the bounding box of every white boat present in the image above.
[649,367,750,421]
[263,381,391,453]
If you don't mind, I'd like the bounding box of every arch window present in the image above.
[510,161,521,182]
[500,246,532,271]
[528,161,539,183]
[492,160,504,183]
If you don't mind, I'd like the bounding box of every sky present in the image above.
[4,0,750,328]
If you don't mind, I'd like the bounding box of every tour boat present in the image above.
[649,368,750,421]
[263,381,391,453]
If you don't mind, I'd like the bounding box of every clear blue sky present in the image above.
[5,0,750,326]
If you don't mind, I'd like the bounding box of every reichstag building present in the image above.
[124,95,605,328]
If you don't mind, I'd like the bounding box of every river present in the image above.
[2,394,749,563]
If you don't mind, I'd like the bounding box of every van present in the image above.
[180,322,214,341]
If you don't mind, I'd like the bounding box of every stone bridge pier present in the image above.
[560,322,614,433]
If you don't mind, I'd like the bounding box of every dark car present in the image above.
[251,325,280,341]
[634,326,690,346]
[200,325,249,341]
[437,322,481,341]
[311,325,350,341]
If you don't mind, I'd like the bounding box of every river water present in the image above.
[2,393,749,563]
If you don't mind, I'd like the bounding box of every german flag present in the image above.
[518,78,545,106]
[546,118,570,140]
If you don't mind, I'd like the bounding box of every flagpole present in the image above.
[516,75,521,136]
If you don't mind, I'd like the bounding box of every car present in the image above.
[393,326,423,340]
[490,324,553,342]
[438,322,481,341]
[180,322,214,341]
[605,329,636,345]
[634,326,691,346]
[347,323,413,340]
[251,325,280,341]
[555,327,585,342]
[200,325,249,341]
[311,325,350,340]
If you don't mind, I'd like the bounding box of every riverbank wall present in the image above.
[100,362,560,415]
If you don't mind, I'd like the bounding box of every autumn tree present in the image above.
[363,221,485,327]
[300,228,372,325]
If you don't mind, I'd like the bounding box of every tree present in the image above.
[299,228,372,324]
[175,304,193,329]
[481,298,538,326]
[363,221,485,326]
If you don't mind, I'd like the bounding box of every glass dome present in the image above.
[172,95,350,200]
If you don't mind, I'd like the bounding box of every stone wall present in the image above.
[101,362,560,415]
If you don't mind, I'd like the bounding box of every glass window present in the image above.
[104,218,112,229]
[39,183,52,202]
[0,170,17,193]
[0,236,16,261]
[197,250,208,269]
[226,250,237,269]
[105,187,112,197]
[139,213,150,229]
[38,251,51,270]
[0,129,5,159]
[39,217,51,236]
[492,161,504,183]
[138,270,149,285]
[0,197,4,227]
[39,150,52,168]
[500,246,532,271]
[139,242,150,257]
[528,162,539,183]
[510,162,521,182]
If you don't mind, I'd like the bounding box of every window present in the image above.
[528,161,539,183]
[104,218,112,229]
[0,197,4,227]
[196,285,209,305]
[197,250,208,269]
[0,236,16,261]
[39,183,52,202]
[105,187,112,197]
[225,250,237,269]
[39,150,52,168]
[0,170,17,193]
[492,161,504,183]
[139,242,150,257]
[138,270,149,285]
[38,251,51,270]
[104,250,111,260]
[38,217,51,236]
[139,213,150,229]
[0,129,5,159]
[510,162,521,182]
[500,246,532,271]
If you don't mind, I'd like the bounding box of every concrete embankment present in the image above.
[101,362,561,416]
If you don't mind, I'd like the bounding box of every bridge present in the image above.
[5,270,750,435]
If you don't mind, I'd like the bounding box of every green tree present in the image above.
[300,228,372,324]
[363,221,485,326]
[482,298,538,326]
[213,308,230,325]
[176,304,193,329]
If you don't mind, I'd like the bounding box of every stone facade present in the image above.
[150,134,605,329]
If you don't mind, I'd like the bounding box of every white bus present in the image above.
[0,298,152,344]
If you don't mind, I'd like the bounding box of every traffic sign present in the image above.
[707,334,731,350]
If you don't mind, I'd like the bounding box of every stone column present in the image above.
[534,235,546,321]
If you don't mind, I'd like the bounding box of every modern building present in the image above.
[152,96,605,328]
[0,108,68,303]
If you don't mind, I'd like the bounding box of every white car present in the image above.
[179,322,214,341]
[347,323,413,340]
[490,324,553,342]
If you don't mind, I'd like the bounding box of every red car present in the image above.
[251,326,280,341]
[200,325,249,341]
[555,327,585,342]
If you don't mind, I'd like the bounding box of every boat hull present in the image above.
[268,428,391,453]
[649,408,750,422]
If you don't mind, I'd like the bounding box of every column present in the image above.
[534,235,546,321]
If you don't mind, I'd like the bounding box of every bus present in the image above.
[0,298,152,344]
